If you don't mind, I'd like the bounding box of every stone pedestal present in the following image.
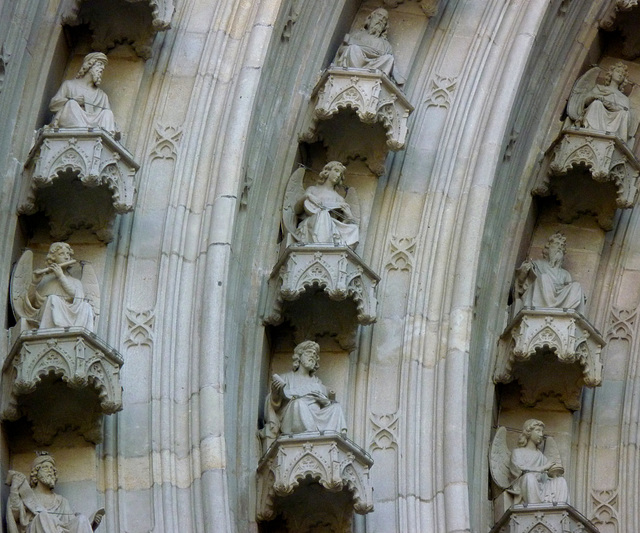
[490,503,599,533]
[19,128,139,242]
[1,325,123,444]
[300,68,413,175]
[495,308,604,410]
[539,129,640,229]
[257,432,374,528]
[264,244,379,327]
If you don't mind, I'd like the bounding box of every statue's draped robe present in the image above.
[295,186,359,248]
[266,371,347,436]
[20,271,94,330]
[519,259,586,314]
[582,84,631,141]
[7,475,93,533]
[335,30,404,84]
[509,447,569,505]
[50,79,117,133]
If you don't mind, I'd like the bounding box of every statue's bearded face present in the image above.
[90,61,106,86]
[368,11,388,36]
[36,463,57,489]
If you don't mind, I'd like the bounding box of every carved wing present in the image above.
[282,167,306,238]
[567,67,600,122]
[10,250,33,321]
[344,186,361,225]
[489,426,512,490]
[80,261,101,318]
[543,435,562,466]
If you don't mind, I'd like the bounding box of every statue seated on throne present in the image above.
[48,52,119,139]
[333,7,405,86]
[567,62,637,147]
[11,243,99,332]
[515,232,586,315]
[262,341,347,448]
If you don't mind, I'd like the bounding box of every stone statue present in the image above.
[282,162,360,249]
[263,341,348,443]
[6,453,104,532]
[11,243,99,331]
[567,62,634,144]
[490,420,569,505]
[334,8,405,86]
[515,232,586,314]
[49,52,119,137]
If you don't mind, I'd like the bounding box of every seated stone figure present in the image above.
[334,7,405,85]
[6,453,104,532]
[567,62,634,145]
[293,161,360,249]
[49,52,119,137]
[263,341,347,443]
[490,419,569,506]
[515,232,586,314]
[11,243,98,331]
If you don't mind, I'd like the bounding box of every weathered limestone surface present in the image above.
[3,1,640,533]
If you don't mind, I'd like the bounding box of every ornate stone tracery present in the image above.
[257,433,374,525]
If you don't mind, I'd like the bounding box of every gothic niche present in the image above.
[19,52,139,243]
[257,341,373,531]
[538,60,640,230]
[62,0,174,60]
[264,163,379,343]
[1,243,123,445]
[300,8,414,176]
[489,420,598,533]
[494,233,604,411]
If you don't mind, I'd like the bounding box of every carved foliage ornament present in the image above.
[383,0,439,16]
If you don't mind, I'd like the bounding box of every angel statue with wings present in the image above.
[11,243,99,331]
[490,419,569,505]
[282,161,360,249]
[567,62,636,145]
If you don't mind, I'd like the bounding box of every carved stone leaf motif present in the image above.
[369,411,399,451]
[606,306,636,341]
[149,123,183,161]
[424,74,457,109]
[386,236,416,272]
[125,308,155,348]
[591,489,618,529]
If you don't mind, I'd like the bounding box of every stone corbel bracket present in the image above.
[495,308,604,409]
[301,67,414,151]
[19,128,139,242]
[491,503,599,533]
[1,326,124,443]
[539,129,640,228]
[264,245,379,326]
[257,432,374,522]
[62,0,175,59]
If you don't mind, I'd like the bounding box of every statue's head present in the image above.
[542,232,566,264]
[292,340,320,373]
[517,419,545,447]
[30,452,57,489]
[604,61,630,90]
[364,8,389,37]
[76,52,108,85]
[46,242,74,266]
[317,161,346,186]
